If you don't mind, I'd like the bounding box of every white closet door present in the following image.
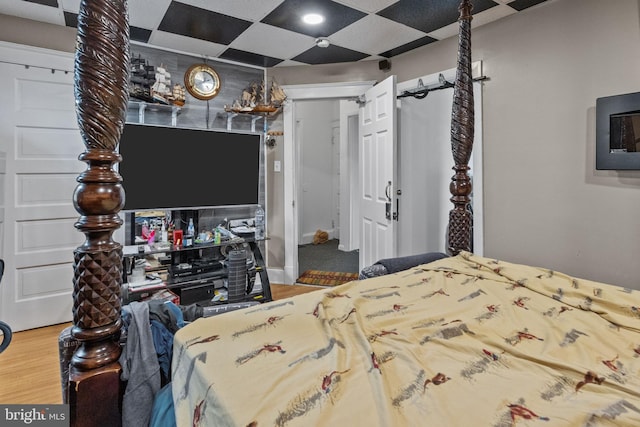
[0,42,84,331]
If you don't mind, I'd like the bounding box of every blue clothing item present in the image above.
[165,301,185,329]
[150,319,175,382]
[148,300,184,333]
[149,383,177,427]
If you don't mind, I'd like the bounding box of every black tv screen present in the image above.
[118,123,261,211]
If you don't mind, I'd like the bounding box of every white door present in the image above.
[331,123,340,240]
[0,42,82,331]
[358,75,397,269]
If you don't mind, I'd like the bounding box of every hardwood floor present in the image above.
[0,283,322,404]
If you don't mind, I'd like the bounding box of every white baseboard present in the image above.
[267,267,285,285]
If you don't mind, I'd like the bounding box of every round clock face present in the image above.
[184,64,221,100]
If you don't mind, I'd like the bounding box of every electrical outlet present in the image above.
[274,160,281,172]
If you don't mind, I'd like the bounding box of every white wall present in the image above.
[393,0,640,288]
[268,0,640,289]
[397,93,453,256]
[296,100,339,244]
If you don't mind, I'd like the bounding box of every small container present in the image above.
[254,205,265,240]
[161,221,168,242]
[173,229,183,248]
[185,218,195,247]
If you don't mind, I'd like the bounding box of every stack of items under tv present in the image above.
[122,228,259,313]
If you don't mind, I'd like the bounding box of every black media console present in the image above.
[122,209,271,307]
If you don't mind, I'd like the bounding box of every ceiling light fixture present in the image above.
[315,37,330,48]
[302,13,324,25]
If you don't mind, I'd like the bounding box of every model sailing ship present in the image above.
[128,55,185,107]
[151,65,186,106]
[225,79,287,114]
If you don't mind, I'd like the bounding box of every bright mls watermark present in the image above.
[1,405,68,426]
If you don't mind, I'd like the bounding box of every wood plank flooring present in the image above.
[0,283,322,404]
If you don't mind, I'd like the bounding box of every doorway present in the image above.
[281,69,484,286]
[282,81,375,284]
[294,99,359,278]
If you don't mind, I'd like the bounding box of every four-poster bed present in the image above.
[65,0,640,426]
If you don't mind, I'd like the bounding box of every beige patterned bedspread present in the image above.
[172,252,640,426]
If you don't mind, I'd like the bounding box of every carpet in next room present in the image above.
[297,239,359,274]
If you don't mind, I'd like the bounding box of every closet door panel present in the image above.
[0,42,78,331]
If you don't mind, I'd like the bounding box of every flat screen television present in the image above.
[596,91,640,170]
[118,123,261,211]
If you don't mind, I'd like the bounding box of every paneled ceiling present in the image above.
[1,0,549,67]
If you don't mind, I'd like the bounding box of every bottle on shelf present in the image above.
[161,220,168,242]
[185,218,195,247]
[254,205,265,240]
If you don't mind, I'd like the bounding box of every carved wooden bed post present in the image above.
[448,0,475,256]
[68,0,129,425]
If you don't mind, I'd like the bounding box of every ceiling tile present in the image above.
[61,10,153,45]
[158,1,252,45]
[229,22,315,61]
[130,27,153,44]
[149,31,228,59]
[333,0,397,13]
[219,48,283,68]
[25,0,57,7]
[261,0,367,38]
[179,0,285,22]
[0,0,552,68]
[509,0,548,11]
[1,0,64,25]
[59,0,78,10]
[378,0,499,34]
[273,59,307,67]
[379,35,437,58]
[63,11,76,27]
[293,44,369,65]
[330,14,428,56]
[127,0,172,30]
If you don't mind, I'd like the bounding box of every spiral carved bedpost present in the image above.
[447,0,474,256]
[68,0,129,425]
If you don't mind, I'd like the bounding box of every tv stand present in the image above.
[122,228,271,306]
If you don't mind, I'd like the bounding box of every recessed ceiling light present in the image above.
[302,13,324,25]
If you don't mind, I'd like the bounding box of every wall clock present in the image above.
[184,64,221,100]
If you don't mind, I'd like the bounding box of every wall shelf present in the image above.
[217,111,271,133]
[128,100,182,126]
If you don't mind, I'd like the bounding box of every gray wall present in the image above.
[270,0,640,288]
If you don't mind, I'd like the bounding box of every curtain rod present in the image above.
[398,74,488,99]
[0,59,72,74]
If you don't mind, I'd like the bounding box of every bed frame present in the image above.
[65,0,475,425]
